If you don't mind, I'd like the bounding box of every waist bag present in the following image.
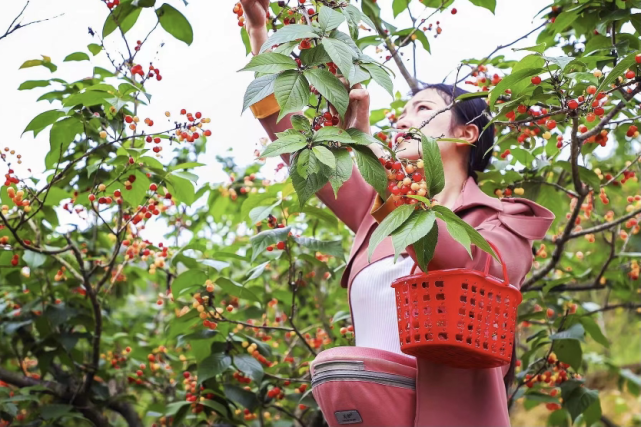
[310,346,417,427]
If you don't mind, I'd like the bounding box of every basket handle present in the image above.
[408,241,510,286]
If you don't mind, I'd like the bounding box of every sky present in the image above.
[0,0,555,239]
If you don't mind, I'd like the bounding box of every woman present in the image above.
[241,1,555,425]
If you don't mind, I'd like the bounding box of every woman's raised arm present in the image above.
[242,6,380,232]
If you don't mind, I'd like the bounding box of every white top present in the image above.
[350,254,416,356]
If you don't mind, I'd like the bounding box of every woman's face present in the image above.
[394,88,473,162]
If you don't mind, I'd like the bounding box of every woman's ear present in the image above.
[454,124,479,147]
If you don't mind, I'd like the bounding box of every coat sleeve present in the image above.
[257,111,376,233]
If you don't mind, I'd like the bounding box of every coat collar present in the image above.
[452,176,504,214]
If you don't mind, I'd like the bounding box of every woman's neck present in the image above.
[432,158,468,210]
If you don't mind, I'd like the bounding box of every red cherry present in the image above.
[531,76,542,85]
[88,194,96,202]
[125,115,133,123]
[277,241,285,250]
[626,70,636,79]
[149,184,158,192]
[395,172,405,181]
[567,100,578,109]
[546,120,556,130]
[412,172,422,182]
[204,130,212,137]
[586,85,597,95]
[392,162,402,171]
[129,157,134,164]
[451,8,457,14]
[594,107,604,116]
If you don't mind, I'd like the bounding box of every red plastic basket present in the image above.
[390,242,522,369]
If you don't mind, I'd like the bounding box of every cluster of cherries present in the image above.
[105,0,120,9]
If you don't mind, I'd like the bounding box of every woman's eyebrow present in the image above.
[400,99,437,115]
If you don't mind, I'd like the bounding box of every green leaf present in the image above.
[103,2,142,37]
[328,149,353,197]
[290,153,331,207]
[543,55,580,72]
[597,50,641,94]
[345,128,380,146]
[166,173,195,206]
[274,70,310,122]
[18,80,50,90]
[50,116,83,156]
[240,26,251,55]
[549,324,585,341]
[250,226,291,262]
[392,0,409,18]
[64,52,90,62]
[313,127,354,143]
[215,277,261,304]
[312,146,336,169]
[261,133,307,157]
[42,188,71,206]
[199,399,229,417]
[582,397,602,427]
[432,205,498,262]
[233,354,264,382]
[353,145,386,199]
[19,58,57,73]
[156,3,193,45]
[349,64,372,85]
[291,114,312,132]
[564,386,598,422]
[554,161,601,190]
[420,135,445,198]
[300,45,332,66]
[303,68,349,119]
[260,24,319,54]
[223,384,259,411]
[368,204,415,262]
[87,43,102,56]
[549,10,579,32]
[23,110,65,137]
[121,170,150,208]
[318,5,345,32]
[361,63,393,97]
[41,404,73,420]
[242,73,278,113]
[412,220,438,272]
[297,149,312,179]
[249,201,280,223]
[23,251,46,269]
[197,353,232,384]
[391,211,436,262]
[578,317,609,348]
[171,269,207,296]
[293,236,345,260]
[468,0,496,14]
[133,0,156,6]
[321,38,354,82]
[553,339,583,372]
[488,67,545,107]
[238,52,298,74]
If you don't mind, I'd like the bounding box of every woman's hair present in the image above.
[409,82,495,183]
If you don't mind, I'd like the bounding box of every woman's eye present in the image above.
[418,105,429,111]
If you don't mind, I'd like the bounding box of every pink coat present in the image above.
[305,161,555,426]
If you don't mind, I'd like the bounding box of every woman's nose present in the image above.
[395,117,411,130]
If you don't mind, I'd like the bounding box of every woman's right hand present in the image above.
[239,0,270,32]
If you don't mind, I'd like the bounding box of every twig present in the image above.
[457,21,548,84]
[601,151,641,187]
[568,206,641,239]
[583,302,641,316]
[0,1,64,42]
